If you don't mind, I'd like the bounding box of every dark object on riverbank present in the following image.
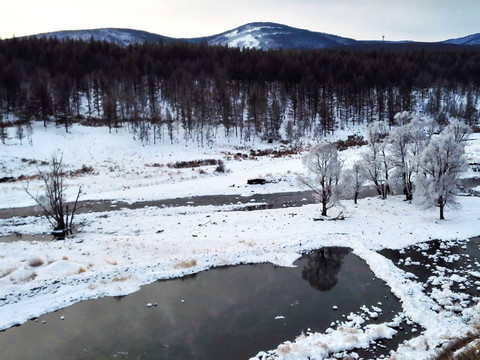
[0,176,15,183]
[247,178,267,185]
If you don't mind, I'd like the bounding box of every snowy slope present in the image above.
[442,33,480,46]
[34,28,174,46]
[191,22,358,50]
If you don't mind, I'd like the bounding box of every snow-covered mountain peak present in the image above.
[198,22,358,50]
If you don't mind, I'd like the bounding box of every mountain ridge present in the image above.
[25,22,480,50]
[185,22,358,50]
[30,28,175,47]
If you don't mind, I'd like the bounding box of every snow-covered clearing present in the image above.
[1,124,480,359]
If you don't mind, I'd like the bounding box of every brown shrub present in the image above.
[167,159,219,169]
[28,258,44,267]
[335,134,368,151]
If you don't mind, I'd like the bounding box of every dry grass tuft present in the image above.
[62,256,69,261]
[433,329,480,360]
[28,258,44,267]
[0,267,16,279]
[77,267,86,274]
[238,239,255,247]
[174,259,197,269]
[277,344,292,355]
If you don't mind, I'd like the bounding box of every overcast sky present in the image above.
[1,0,478,42]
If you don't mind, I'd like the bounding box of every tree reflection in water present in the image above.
[301,247,351,291]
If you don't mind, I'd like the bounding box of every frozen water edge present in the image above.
[1,125,480,359]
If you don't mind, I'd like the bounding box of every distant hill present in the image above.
[187,22,358,50]
[442,33,480,46]
[33,28,175,47]
[28,22,480,51]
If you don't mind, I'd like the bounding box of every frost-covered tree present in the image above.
[394,110,414,127]
[0,115,7,144]
[445,118,472,144]
[408,116,431,157]
[16,123,25,145]
[388,113,423,201]
[379,138,393,197]
[414,131,469,220]
[389,123,414,200]
[298,143,342,217]
[362,121,390,199]
[341,161,367,204]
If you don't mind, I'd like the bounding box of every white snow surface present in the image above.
[227,34,261,49]
[1,124,480,359]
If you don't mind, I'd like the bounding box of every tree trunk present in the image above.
[404,186,413,201]
[439,196,445,220]
[322,200,328,217]
[354,192,358,205]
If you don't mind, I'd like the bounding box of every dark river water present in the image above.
[380,236,480,303]
[0,247,411,360]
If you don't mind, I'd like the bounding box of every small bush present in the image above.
[21,158,49,166]
[233,153,249,160]
[335,134,368,151]
[167,159,219,169]
[248,147,301,158]
[215,160,226,173]
[68,165,95,177]
[28,258,44,267]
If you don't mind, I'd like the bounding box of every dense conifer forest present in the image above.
[1,37,479,144]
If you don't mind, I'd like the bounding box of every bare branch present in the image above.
[24,153,81,238]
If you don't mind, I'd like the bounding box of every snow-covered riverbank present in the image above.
[1,124,480,359]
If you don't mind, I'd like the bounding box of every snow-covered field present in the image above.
[1,124,480,359]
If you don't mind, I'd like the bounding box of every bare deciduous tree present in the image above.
[26,154,81,238]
